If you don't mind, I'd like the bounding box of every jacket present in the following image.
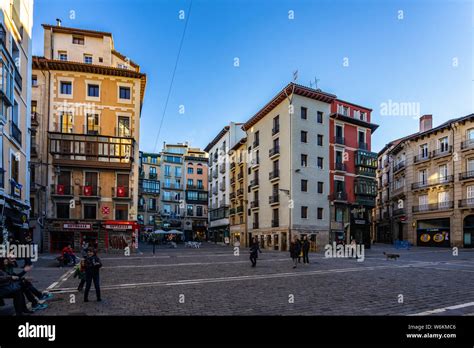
[0,270,13,286]
[84,255,102,274]
[290,241,301,258]
[302,240,310,252]
[249,242,261,258]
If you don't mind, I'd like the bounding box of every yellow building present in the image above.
[0,0,33,245]
[229,137,247,247]
[376,114,474,248]
[31,22,146,252]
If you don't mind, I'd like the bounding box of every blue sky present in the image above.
[33,0,473,152]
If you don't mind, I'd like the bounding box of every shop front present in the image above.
[47,220,101,253]
[416,218,451,247]
[350,206,372,249]
[103,220,139,253]
[464,215,474,248]
[208,225,228,244]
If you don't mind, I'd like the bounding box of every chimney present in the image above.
[419,114,433,133]
[56,18,62,26]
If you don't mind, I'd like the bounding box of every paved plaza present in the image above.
[2,243,474,316]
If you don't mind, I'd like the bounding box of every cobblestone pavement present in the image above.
[2,243,474,316]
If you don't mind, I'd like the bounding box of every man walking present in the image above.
[249,237,261,267]
[84,248,102,302]
[302,235,310,265]
[290,236,301,269]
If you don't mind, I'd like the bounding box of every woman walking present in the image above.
[249,237,261,267]
[84,248,102,302]
[290,236,301,269]
[302,235,310,264]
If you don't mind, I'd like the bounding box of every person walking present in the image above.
[302,235,310,265]
[84,248,102,302]
[249,237,261,267]
[290,236,301,269]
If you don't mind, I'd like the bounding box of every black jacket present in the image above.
[302,240,310,252]
[249,242,261,258]
[290,241,301,258]
[84,255,102,274]
[0,270,13,286]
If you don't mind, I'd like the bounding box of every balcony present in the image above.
[251,157,260,167]
[230,176,236,185]
[162,196,181,203]
[48,132,134,170]
[229,208,236,216]
[413,201,454,213]
[186,184,205,191]
[334,136,345,145]
[269,146,280,158]
[269,169,280,181]
[461,139,474,150]
[31,112,39,126]
[230,192,236,200]
[358,142,368,150]
[212,171,218,179]
[219,182,226,191]
[356,166,376,177]
[79,185,100,198]
[411,175,454,190]
[253,222,259,229]
[391,185,405,198]
[393,208,406,216]
[112,186,131,199]
[149,173,158,180]
[459,171,474,181]
[335,162,346,172]
[148,206,158,213]
[458,199,474,208]
[219,164,226,174]
[250,200,259,209]
[237,188,244,197]
[250,178,259,188]
[212,186,218,195]
[11,122,21,145]
[414,152,430,164]
[230,162,236,171]
[330,191,347,201]
[272,125,280,136]
[393,161,405,173]
[271,219,279,228]
[236,206,244,214]
[355,196,376,207]
[163,183,182,190]
[432,146,452,159]
[51,184,74,197]
[238,172,244,181]
[269,194,279,205]
[208,175,212,182]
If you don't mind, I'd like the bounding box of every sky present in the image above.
[33,0,473,153]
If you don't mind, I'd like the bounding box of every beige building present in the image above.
[229,137,247,247]
[242,83,335,251]
[31,22,146,252]
[0,0,33,245]
[376,114,474,248]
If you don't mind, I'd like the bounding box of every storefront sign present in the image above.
[63,223,91,230]
[354,219,366,225]
[105,224,133,230]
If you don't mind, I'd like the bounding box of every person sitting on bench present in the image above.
[0,267,29,316]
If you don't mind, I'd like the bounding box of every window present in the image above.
[58,51,67,61]
[72,36,85,45]
[115,204,128,220]
[419,195,428,210]
[342,106,349,116]
[301,131,308,143]
[86,114,99,135]
[317,157,323,169]
[254,131,260,146]
[419,169,427,184]
[317,208,323,220]
[56,203,70,219]
[468,159,474,172]
[187,205,194,216]
[84,55,92,64]
[60,112,73,133]
[32,75,37,87]
[83,204,97,219]
[187,179,193,187]
[197,179,203,189]
[197,168,203,175]
[301,154,308,167]
[301,206,308,219]
[148,198,156,210]
[196,206,203,216]
[317,134,323,146]
[119,86,131,100]
[420,144,429,159]
[273,115,280,133]
[360,112,366,121]
[439,137,449,152]
[11,153,19,183]
[301,107,307,120]
[188,167,194,174]
[317,111,323,124]
[87,84,100,97]
[317,182,323,194]
[438,191,450,208]
[148,215,155,225]
[301,179,308,192]
[358,130,365,147]
[117,116,130,137]
[60,81,72,95]
[175,166,182,178]
[164,165,171,176]
[439,164,448,182]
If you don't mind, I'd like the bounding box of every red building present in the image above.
[329,99,379,247]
